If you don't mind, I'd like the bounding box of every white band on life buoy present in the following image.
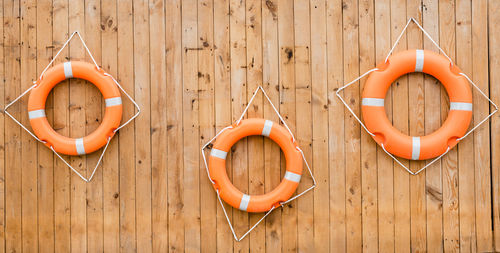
[411,137,420,160]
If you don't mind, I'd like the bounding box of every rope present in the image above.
[201,85,316,241]
[336,17,498,175]
[2,31,140,182]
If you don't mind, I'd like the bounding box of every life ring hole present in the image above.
[46,79,105,139]
[386,73,451,134]
[222,135,284,195]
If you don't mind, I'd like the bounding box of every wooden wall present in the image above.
[1,0,499,252]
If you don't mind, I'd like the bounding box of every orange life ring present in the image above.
[362,49,472,160]
[208,118,303,213]
[28,61,122,156]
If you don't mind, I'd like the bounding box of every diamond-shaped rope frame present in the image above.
[201,86,317,241]
[336,18,498,175]
[3,31,141,182]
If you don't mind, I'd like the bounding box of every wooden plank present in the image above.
[101,0,120,251]
[229,0,249,249]
[390,1,411,252]
[293,0,313,251]
[213,0,233,251]
[198,0,217,251]
[438,0,459,252]
[68,0,87,251]
[342,0,362,251]
[166,0,184,252]
[36,0,55,251]
[149,0,168,251]
[52,0,71,251]
[326,0,345,251]
[358,1,378,252]
[407,3,427,253]
[182,0,200,251]
[261,0,283,251]
[245,0,266,250]
[0,0,5,249]
[374,0,394,251]
[117,0,137,251]
[84,0,104,251]
[455,1,476,252]
[489,1,500,251]
[277,0,297,251]
[310,0,330,252]
[472,0,494,251]
[4,0,22,252]
[20,0,38,250]
[132,0,152,251]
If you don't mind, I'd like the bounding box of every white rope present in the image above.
[384,18,453,65]
[201,86,316,241]
[51,136,112,182]
[456,73,498,141]
[2,31,140,182]
[335,68,379,137]
[336,17,498,175]
[39,31,100,80]
[103,73,141,132]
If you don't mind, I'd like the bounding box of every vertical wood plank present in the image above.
[342,0,362,251]
[358,0,378,251]
[84,0,104,251]
[68,0,87,251]
[198,0,217,251]
[261,0,283,251]
[407,2,427,253]
[390,1,411,252]
[101,0,120,251]
[0,0,6,249]
[455,1,476,252]
[132,0,152,251]
[229,0,249,250]
[182,0,201,251]
[277,0,297,251]
[245,0,266,250]
[327,0,345,251]
[20,0,38,250]
[52,0,71,251]
[36,0,55,251]
[472,0,493,251]
[166,0,184,252]
[423,0,443,252]
[4,0,22,252]
[438,0,459,251]
[150,0,168,251]
[117,0,137,251]
[374,0,394,251]
[213,0,233,251]
[310,0,330,252]
[293,0,313,251]
[489,1,500,251]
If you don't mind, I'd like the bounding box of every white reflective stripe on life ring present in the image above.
[239,194,250,211]
[415,49,424,72]
[63,62,73,78]
[75,138,86,155]
[411,137,420,160]
[28,109,46,119]
[210,148,227,160]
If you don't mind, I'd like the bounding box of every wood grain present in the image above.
[0,0,497,252]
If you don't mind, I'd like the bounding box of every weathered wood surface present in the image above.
[0,0,498,251]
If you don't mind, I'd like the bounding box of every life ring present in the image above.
[208,118,302,213]
[27,61,122,156]
[362,49,472,160]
